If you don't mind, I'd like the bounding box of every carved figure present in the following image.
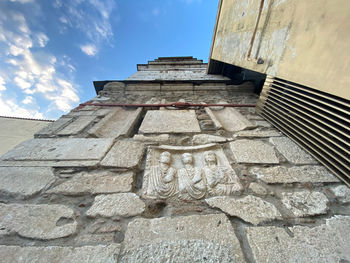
[178,152,206,200]
[202,151,242,195]
[143,151,177,199]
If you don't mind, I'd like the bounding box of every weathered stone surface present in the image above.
[120,214,245,263]
[281,191,329,217]
[206,107,255,131]
[88,107,142,138]
[0,204,77,239]
[330,185,350,204]
[86,193,145,217]
[192,134,229,144]
[0,167,55,197]
[0,244,121,263]
[249,182,267,196]
[133,134,170,143]
[246,216,350,263]
[47,171,133,195]
[270,137,317,164]
[57,115,96,135]
[206,195,281,225]
[250,165,340,183]
[253,120,272,127]
[230,139,279,164]
[143,144,242,199]
[35,117,72,136]
[234,128,281,138]
[139,110,201,133]
[100,140,144,168]
[0,138,113,167]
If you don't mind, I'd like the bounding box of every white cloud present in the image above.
[0,8,80,119]
[0,76,6,91]
[80,44,98,56]
[35,32,49,47]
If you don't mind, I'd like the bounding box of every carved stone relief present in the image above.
[142,144,242,200]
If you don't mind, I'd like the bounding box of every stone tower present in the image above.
[0,57,349,262]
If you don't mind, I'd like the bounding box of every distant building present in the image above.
[0,116,52,156]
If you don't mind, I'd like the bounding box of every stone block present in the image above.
[0,244,121,263]
[86,193,145,217]
[35,117,72,136]
[100,140,145,168]
[88,107,142,138]
[139,110,201,134]
[0,138,113,167]
[206,107,254,131]
[47,171,133,195]
[0,204,77,240]
[330,185,350,204]
[206,195,281,225]
[270,137,317,164]
[281,191,329,217]
[230,139,279,164]
[192,134,229,144]
[133,134,170,143]
[0,167,55,197]
[246,216,350,263]
[57,115,96,135]
[120,214,245,263]
[250,165,340,183]
[234,128,281,138]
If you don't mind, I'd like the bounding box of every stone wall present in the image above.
[0,57,349,262]
[0,98,349,262]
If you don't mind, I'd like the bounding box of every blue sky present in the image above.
[0,0,218,120]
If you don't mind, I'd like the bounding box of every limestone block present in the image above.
[0,244,121,263]
[206,107,254,131]
[120,214,245,263]
[270,137,317,164]
[133,134,170,143]
[206,195,281,225]
[248,182,267,196]
[330,185,350,204]
[57,115,96,135]
[234,128,281,138]
[100,140,145,168]
[86,193,145,217]
[246,216,350,263]
[192,134,229,144]
[250,165,339,183]
[0,138,114,167]
[230,139,279,164]
[142,144,242,200]
[0,204,77,240]
[253,120,272,127]
[139,110,201,134]
[0,167,55,197]
[47,171,133,195]
[281,191,329,217]
[88,107,142,138]
[35,117,72,136]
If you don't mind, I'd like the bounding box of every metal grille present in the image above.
[257,76,350,186]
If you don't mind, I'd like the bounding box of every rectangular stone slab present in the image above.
[57,115,96,135]
[0,167,55,197]
[120,214,245,263]
[246,216,350,263]
[139,110,201,133]
[0,244,121,263]
[206,107,255,131]
[88,107,142,138]
[0,138,113,167]
[35,117,73,136]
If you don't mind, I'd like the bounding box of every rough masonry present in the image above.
[0,57,349,262]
